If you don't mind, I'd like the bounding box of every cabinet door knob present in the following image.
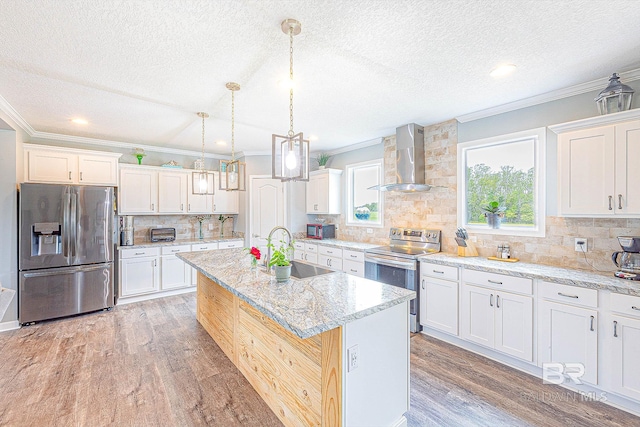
[618,194,623,210]
[609,195,613,210]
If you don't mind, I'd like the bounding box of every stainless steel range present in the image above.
[365,227,441,332]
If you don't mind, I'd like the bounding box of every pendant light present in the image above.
[272,18,309,182]
[219,82,246,191]
[191,112,215,195]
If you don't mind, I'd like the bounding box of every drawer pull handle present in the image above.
[632,306,640,311]
[609,195,613,210]
[490,294,494,307]
[590,315,595,331]
[433,270,445,274]
[350,254,358,258]
[614,320,618,338]
[172,249,179,252]
[618,194,623,210]
[558,292,579,299]
[135,252,144,255]
[488,280,502,285]
[350,269,357,273]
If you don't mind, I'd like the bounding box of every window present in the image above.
[346,159,383,227]
[457,127,546,237]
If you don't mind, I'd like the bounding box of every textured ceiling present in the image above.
[1,0,640,155]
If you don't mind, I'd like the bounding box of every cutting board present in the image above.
[487,256,519,262]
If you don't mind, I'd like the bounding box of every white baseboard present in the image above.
[0,320,20,332]
[117,287,196,305]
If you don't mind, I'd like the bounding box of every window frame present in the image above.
[457,127,546,237]
[345,159,384,228]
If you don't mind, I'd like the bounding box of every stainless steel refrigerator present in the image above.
[18,183,115,324]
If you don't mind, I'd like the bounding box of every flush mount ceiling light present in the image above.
[70,118,88,125]
[192,112,215,195]
[490,63,517,78]
[595,72,635,115]
[272,18,309,182]
[219,82,246,191]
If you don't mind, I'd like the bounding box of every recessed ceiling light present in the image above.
[490,64,517,78]
[70,118,88,125]
[216,140,227,145]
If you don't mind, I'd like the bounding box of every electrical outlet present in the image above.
[366,228,373,234]
[208,223,213,230]
[335,224,339,230]
[575,238,587,252]
[347,344,359,372]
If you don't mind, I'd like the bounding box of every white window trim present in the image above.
[457,127,546,237]
[346,159,384,228]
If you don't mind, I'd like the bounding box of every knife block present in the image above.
[457,241,479,257]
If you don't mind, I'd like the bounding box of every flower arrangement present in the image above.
[194,215,211,239]
[218,215,233,238]
[245,246,261,270]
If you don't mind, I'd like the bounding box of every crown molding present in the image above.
[456,68,640,123]
[324,137,384,156]
[548,108,640,134]
[238,150,272,157]
[0,94,36,134]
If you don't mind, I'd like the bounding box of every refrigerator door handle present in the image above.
[63,190,71,258]
[22,262,112,278]
[70,191,78,257]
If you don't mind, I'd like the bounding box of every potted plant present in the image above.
[482,201,506,229]
[316,153,330,169]
[268,239,293,282]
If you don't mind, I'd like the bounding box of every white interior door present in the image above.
[250,177,285,256]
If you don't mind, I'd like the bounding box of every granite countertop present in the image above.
[118,237,243,250]
[297,238,380,252]
[178,249,415,339]
[420,253,640,296]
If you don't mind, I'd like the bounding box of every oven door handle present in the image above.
[365,254,416,270]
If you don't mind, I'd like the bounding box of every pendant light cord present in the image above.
[231,88,235,162]
[200,113,205,170]
[288,26,294,138]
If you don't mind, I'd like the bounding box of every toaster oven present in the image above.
[150,228,176,242]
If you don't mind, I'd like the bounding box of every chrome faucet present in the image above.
[265,226,293,274]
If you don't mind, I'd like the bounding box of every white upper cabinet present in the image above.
[213,172,239,214]
[119,166,158,214]
[158,171,188,214]
[24,144,120,185]
[556,116,640,216]
[306,168,342,214]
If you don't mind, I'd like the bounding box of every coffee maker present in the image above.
[612,236,640,280]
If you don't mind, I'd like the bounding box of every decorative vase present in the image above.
[274,265,291,282]
[251,257,258,272]
[198,222,204,239]
[319,165,326,170]
[485,213,502,229]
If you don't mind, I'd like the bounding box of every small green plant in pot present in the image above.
[268,239,293,282]
[316,153,330,169]
[482,201,506,229]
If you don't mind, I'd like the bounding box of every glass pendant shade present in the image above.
[191,112,215,195]
[272,132,309,181]
[219,159,246,191]
[595,73,635,115]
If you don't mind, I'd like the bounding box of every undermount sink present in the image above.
[290,261,334,279]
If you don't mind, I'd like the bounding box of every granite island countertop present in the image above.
[296,238,380,252]
[178,249,415,339]
[420,253,640,296]
[117,237,243,250]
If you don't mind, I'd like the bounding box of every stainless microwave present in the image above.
[307,224,335,240]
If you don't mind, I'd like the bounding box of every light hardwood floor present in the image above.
[0,293,637,427]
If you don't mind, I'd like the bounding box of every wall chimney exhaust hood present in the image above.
[369,123,434,192]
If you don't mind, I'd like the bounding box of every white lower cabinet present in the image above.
[460,269,533,362]
[160,245,191,290]
[610,293,640,401]
[342,249,364,277]
[190,242,219,285]
[319,245,342,270]
[538,281,598,385]
[119,248,160,297]
[420,262,459,336]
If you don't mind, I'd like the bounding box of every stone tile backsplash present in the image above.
[126,214,241,243]
[320,119,640,273]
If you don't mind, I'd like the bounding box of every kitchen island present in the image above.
[178,249,414,427]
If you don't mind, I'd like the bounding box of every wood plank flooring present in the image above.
[0,293,637,427]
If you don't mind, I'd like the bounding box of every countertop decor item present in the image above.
[218,215,233,238]
[268,239,293,282]
[194,215,211,240]
[272,18,309,182]
[192,112,215,195]
[133,148,146,165]
[595,73,635,115]
[219,82,246,191]
[245,246,261,272]
[455,227,478,257]
[161,160,182,168]
[487,256,520,262]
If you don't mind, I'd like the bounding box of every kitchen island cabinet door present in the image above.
[494,291,533,362]
[119,167,158,214]
[420,275,458,336]
[120,256,159,296]
[538,300,598,384]
[460,284,495,348]
[611,314,640,401]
